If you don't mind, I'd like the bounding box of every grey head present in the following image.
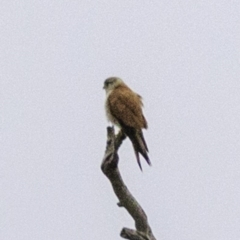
[103,77,123,93]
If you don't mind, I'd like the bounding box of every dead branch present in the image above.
[101,127,156,240]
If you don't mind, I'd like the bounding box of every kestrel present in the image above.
[103,77,151,170]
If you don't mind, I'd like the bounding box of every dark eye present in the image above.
[104,78,115,87]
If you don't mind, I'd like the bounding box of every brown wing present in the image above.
[108,86,147,129]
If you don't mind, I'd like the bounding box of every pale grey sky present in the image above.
[1,1,240,239]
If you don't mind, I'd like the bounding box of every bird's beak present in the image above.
[103,85,105,89]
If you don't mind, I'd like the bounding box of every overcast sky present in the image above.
[1,1,240,239]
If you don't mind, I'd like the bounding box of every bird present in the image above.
[103,77,151,170]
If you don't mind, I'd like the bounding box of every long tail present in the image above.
[123,126,151,170]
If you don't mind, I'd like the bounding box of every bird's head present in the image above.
[103,77,123,93]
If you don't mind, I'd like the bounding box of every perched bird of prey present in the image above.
[103,77,151,170]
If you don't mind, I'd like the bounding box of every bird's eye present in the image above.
[104,79,115,87]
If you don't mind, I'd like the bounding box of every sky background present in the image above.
[1,1,240,239]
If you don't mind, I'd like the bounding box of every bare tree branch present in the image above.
[101,127,157,240]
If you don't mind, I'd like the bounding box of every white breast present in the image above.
[105,90,120,126]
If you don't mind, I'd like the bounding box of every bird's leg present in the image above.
[115,128,127,151]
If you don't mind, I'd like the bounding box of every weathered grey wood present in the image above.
[101,127,156,240]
